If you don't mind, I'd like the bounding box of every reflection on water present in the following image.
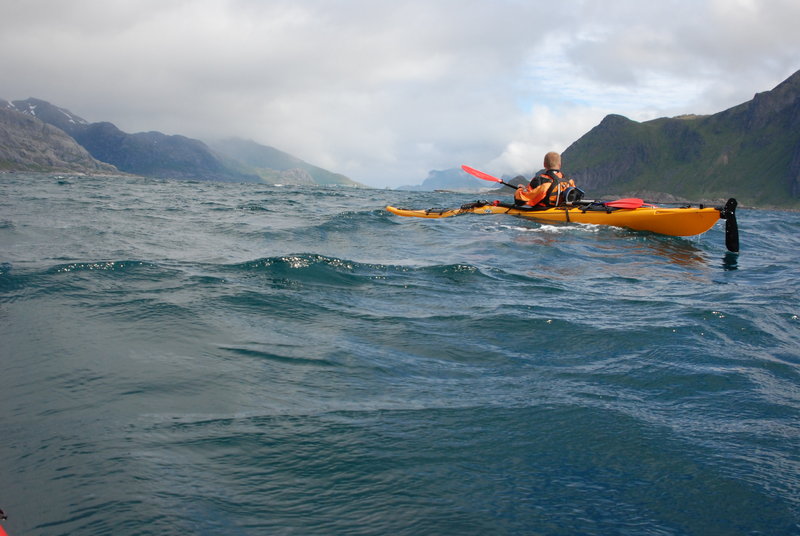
[510,222,718,269]
[634,236,708,268]
[587,232,711,269]
[722,252,739,271]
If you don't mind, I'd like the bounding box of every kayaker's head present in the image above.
[544,151,561,171]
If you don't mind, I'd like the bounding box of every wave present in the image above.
[222,253,487,282]
[45,260,161,274]
[3,246,796,351]
[0,253,495,290]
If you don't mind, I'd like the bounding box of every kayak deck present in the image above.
[386,201,724,237]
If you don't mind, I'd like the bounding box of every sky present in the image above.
[1,0,799,188]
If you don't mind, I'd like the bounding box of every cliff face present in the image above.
[563,70,800,207]
[0,104,117,173]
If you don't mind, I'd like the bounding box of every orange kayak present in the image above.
[386,199,740,251]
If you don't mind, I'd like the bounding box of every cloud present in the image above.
[1,0,799,187]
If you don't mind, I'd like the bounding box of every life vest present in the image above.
[514,170,577,207]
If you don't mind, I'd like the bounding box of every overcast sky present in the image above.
[2,0,798,188]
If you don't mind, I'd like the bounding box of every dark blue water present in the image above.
[1,173,799,535]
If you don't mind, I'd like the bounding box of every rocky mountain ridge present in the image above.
[0,100,116,174]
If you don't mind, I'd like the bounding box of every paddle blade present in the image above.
[604,198,645,209]
[722,198,739,252]
[461,165,503,184]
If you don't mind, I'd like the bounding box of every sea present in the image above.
[1,172,798,535]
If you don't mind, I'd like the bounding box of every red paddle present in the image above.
[604,198,646,209]
[462,165,517,189]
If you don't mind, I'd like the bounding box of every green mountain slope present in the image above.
[563,70,800,208]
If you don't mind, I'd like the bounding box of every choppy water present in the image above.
[1,173,799,535]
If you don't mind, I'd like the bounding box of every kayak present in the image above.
[387,201,718,236]
[386,198,740,251]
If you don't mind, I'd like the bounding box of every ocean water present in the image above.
[1,173,798,535]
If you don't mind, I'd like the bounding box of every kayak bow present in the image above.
[386,199,740,252]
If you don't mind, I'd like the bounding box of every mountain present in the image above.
[562,69,800,208]
[0,101,117,174]
[207,138,363,187]
[8,97,90,134]
[4,98,359,186]
[398,168,488,191]
[74,122,263,183]
[9,98,261,183]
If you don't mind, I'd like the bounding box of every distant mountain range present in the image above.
[0,98,362,187]
[407,69,800,208]
[398,168,488,192]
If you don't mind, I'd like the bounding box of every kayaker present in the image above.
[514,151,577,207]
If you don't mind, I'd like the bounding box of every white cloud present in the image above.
[1,0,798,188]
